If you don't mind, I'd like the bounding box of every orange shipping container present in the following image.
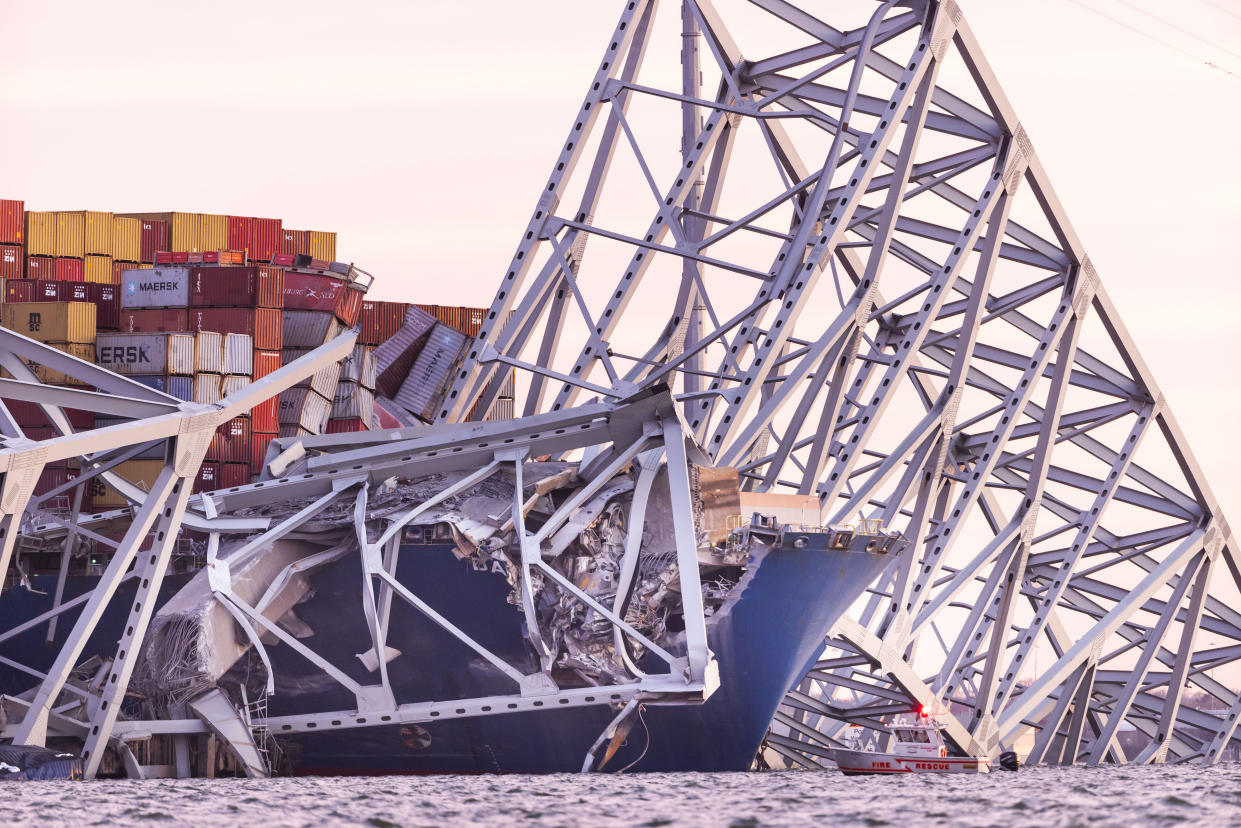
[25,212,56,256]
[1,301,97,343]
[308,230,336,261]
[85,255,114,284]
[112,260,151,283]
[54,211,85,257]
[112,216,141,262]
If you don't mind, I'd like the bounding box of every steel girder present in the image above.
[430,0,1239,766]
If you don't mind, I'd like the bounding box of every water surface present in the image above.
[8,763,1240,827]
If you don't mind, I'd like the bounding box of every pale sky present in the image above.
[2,0,1238,520]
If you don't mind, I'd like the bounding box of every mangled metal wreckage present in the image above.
[0,327,903,777]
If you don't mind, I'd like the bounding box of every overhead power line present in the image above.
[1066,0,1241,81]
[1111,0,1241,62]
[1196,0,1241,24]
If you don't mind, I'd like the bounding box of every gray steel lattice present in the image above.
[438,0,1241,766]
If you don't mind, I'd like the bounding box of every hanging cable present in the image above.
[1196,0,1241,24]
[1066,0,1241,80]
[1109,0,1241,62]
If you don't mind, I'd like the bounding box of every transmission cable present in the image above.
[1109,0,1241,62]
[1195,0,1241,24]
[1066,0,1241,80]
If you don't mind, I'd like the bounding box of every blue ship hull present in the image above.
[0,537,895,774]
[268,539,895,774]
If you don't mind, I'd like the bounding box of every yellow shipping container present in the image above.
[82,210,113,256]
[26,212,57,256]
[173,212,200,252]
[94,459,166,508]
[308,230,337,261]
[1,302,97,344]
[199,214,228,253]
[54,212,85,258]
[112,216,141,262]
[85,254,113,284]
[29,342,95,386]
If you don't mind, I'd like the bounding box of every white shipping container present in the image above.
[278,424,315,440]
[222,375,251,398]
[394,323,470,422]
[278,387,332,434]
[283,310,340,348]
[120,266,190,309]
[195,373,222,405]
[339,344,378,389]
[331,381,375,422]
[95,332,196,376]
[283,348,342,399]
[195,331,224,374]
[223,333,254,376]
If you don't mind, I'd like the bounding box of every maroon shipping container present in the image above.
[55,257,84,282]
[271,253,295,267]
[227,216,253,253]
[1,244,23,280]
[188,265,284,309]
[208,417,252,464]
[281,229,310,256]
[221,462,250,488]
[193,462,221,494]
[189,307,282,350]
[283,271,346,313]
[92,283,120,330]
[35,465,90,509]
[140,219,168,263]
[0,199,22,244]
[6,399,95,430]
[360,301,379,345]
[26,255,54,280]
[326,418,368,434]
[248,218,281,262]
[5,279,34,303]
[121,308,188,333]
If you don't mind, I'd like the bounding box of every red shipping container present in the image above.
[1,244,22,280]
[5,279,34,302]
[248,217,281,262]
[337,286,363,327]
[0,199,23,244]
[326,418,368,434]
[250,349,283,432]
[189,307,281,350]
[208,417,252,464]
[227,216,253,253]
[220,462,250,488]
[250,431,275,475]
[202,251,219,264]
[26,255,54,280]
[193,461,221,494]
[55,257,84,282]
[92,284,120,330]
[270,253,294,266]
[381,302,407,342]
[140,219,168,263]
[121,308,188,333]
[188,265,284,309]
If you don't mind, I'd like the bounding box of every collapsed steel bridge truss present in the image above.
[0,0,1236,777]
[438,0,1240,766]
[0,326,715,778]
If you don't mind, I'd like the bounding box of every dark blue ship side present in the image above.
[264,535,896,774]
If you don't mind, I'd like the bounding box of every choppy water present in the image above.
[7,764,1241,827]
